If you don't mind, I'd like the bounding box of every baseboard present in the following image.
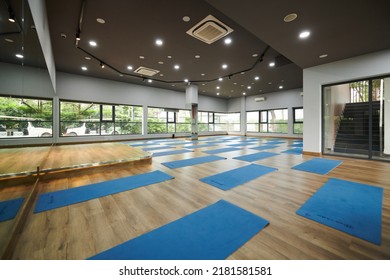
[302,151,322,157]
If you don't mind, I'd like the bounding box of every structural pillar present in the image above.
[186,85,198,140]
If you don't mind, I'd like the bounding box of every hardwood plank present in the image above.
[2,136,389,259]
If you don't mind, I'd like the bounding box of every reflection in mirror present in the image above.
[0,0,54,141]
[0,0,54,259]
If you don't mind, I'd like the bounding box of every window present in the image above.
[214,113,228,131]
[246,108,288,134]
[175,110,191,133]
[268,109,288,133]
[147,107,168,134]
[198,112,209,132]
[246,111,259,132]
[293,107,303,134]
[227,113,240,132]
[0,96,53,138]
[60,100,142,136]
[148,107,191,134]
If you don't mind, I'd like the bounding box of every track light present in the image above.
[100,62,105,68]
[8,8,15,23]
[76,32,81,41]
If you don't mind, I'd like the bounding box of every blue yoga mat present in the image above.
[205,147,241,154]
[282,148,303,155]
[297,178,383,245]
[289,143,303,148]
[34,170,174,213]
[200,164,278,191]
[233,152,279,162]
[292,158,342,175]
[162,155,225,169]
[88,200,269,260]
[183,143,217,149]
[143,146,174,151]
[251,145,279,151]
[152,149,193,157]
[228,142,258,147]
[0,198,24,222]
[129,143,157,147]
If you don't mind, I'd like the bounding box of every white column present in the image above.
[142,105,148,136]
[186,85,198,140]
[240,96,246,135]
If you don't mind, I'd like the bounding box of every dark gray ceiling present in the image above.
[3,0,390,99]
[206,0,390,69]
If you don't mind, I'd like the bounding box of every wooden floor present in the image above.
[1,136,389,259]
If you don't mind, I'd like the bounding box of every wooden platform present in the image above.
[0,142,151,184]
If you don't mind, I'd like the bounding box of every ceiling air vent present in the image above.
[134,66,159,76]
[186,15,233,44]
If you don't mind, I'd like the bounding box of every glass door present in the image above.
[322,76,389,161]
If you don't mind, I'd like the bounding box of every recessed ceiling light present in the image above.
[184,79,189,83]
[160,73,164,76]
[202,84,206,86]
[183,16,190,22]
[119,74,123,77]
[252,54,258,57]
[279,85,284,89]
[224,37,232,45]
[216,92,220,95]
[254,76,260,80]
[148,79,153,83]
[171,84,175,87]
[319,54,328,58]
[195,55,200,59]
[139,56,145,59]
[233,83,237,85]
[284,13,298,22]
[247,86,251,89]
[60,33,67,39]
[127,65,133,70]
[218,78,223,81]
[96,18,105,24]
[268,82,272,84]
[243,92,246,96]
[15,54,23,58]
[167,55,172,59]
[85,56,91,60]
[5,38,14,43]
[299,30,310,39]
[201,73,205,76]
[89,40,97,47]
[158,61,164,64]
[216,86,220,89]
[241,72,245,75]
[269,62,275,67]
[81,66,87,71]
[174,64,180,70]
[222,64,228,69]
[155,39,163,46]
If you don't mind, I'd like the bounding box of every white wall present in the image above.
[384,78,390,155]
[57,72,227,112]
[303,49,390,154]
[227,88,303,137]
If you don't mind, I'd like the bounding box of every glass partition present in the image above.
[323,77,389,161]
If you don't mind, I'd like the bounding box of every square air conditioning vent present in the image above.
[134,66,159,76]
[186,15,233,44]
